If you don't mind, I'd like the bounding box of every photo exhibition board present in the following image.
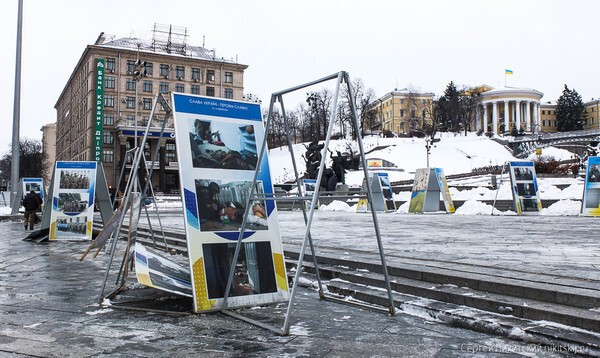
[49,161,98,240]
[508,161,542,215]
[355,172,390,212]
[134,242,193,297]
[22,178,44,202]
[433,168,455,213]
[171,93,289,313]
[582,156,600,216]
[302,179,319,210]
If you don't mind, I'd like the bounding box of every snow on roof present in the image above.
[482,86,543,98]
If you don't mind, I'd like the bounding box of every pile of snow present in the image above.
[319,200,354,212]
[454,199,515,216]
[540,199,581,216]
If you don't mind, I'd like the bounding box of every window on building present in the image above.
[105,95,114,107]
[400,99,404,104]
[126,96,135,109]
[422,99,426,105]
[176,66,185,79]
[224,88,233,99]
[143,80,152,92]
[206,69,215,83]
[160,82,169,93]
[104,112,114,126]
[103,131,114,145]
[145,62,153,76]
[127,60,136,74]
[422,109,426,119]
[105,76,115,89]
[126,79,136,91]
[166,143,176,151]
[411,110,415,118]
[542,110,546,115]
[166,152,176,163]
[400,109,404,117]
[225,72,233,83]
[160,64,169,77]
[143,98,152,110]
[192,68,201,81]
[106,58,116,71]
[206,86,215,97]
[191,84,200,95]
[175,83,184,92]
[103,149,114,163]
[400,122,405,129]
[126,114,135,126]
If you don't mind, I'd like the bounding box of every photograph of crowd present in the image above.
[513,167,534,181]
[58,193,88,213]
[202,241,277,300]
[516,183,537,197]
[55,216,88,236]
[188,119,258,170]
[195,179,268,232]
[59,170,92,189]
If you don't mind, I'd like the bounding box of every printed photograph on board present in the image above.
[58,193,88,213]
[195,179,268,232]
[25,182,41,192]
[54,216,89,236]
[202,241,277,299]
[589,163,600,182]
[188,119,258,170]
[584,188,600,208]
[516,183,536,197]
[59,170,92,189]
[513,167,534,181]
[520,198,540,211]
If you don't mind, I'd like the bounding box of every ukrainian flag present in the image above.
[505,69,513,75]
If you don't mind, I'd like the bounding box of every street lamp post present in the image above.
[10,0,23,207]
[425,137,432,168]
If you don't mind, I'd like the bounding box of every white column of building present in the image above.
[483,103,488,132]
[503,101,509,133]
[492,101,498,134]
[515,100,521,132]
[524,101,531,131]
[536,103,541,128]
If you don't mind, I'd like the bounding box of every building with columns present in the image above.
[54,27,248,194]
[479,87,543,135]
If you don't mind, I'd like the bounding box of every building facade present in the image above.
[54,31,248,194]
[369,88,435,135]
[479,87,544,135]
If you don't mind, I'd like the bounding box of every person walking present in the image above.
[23,190,42,230]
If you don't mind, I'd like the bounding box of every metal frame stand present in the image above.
[80,94,173,304]
[491,161,509,215]
[220,71,396,336]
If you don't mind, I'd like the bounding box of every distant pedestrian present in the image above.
[22,190,42,230]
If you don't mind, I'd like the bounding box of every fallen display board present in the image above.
[172,93,289,313]
[49,161,98,240]
[582,156,600,216]
[409,168,455,213]
[508,161,542,215]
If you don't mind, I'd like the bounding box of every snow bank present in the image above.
[454,199,514,216]
[540,199,581,216]
[319,200,354,212]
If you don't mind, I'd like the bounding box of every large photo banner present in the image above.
[508,161,542,215]
[582,156,600,216]
[171,93,289,313]
[49,161,98,240]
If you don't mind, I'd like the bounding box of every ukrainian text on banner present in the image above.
[49,161,97,240]
[508,161,542,215]
[582,156,600,216]
[171,93,289,313]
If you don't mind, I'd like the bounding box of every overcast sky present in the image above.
[1,0,599,156]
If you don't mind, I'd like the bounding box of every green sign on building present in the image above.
[94,59,105,162]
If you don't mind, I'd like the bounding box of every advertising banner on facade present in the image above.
[171,93,289,313]
[22,178,44,203]
[49,161,98,240]
[508,161,542,215]
[94,59,105,162]
[582,156,600,216]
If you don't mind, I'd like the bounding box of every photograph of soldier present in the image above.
[59,170,91,189]
[58,193,88,213]
[520,198,540,212]
[516,183,536,197]
[202,241,277,299]
[55,216,88,236]
[188,119,258,170]
[589,164,600,183]
[513,167,534,181]
[195,179,268,232]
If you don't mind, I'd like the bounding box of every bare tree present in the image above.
[340,78,378,139]
[459,86,484,136]
[0,138,47,185]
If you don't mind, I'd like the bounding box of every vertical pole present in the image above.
[345,71,396,315]
[11,0,24,207]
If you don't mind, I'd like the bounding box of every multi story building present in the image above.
[54,26,248,194]
[369,88,435,135]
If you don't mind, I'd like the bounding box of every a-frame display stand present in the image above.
[10,178,47,215]
[220,71,397,335]
[23,163,113,243]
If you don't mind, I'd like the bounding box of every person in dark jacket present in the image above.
[23,190,42,230]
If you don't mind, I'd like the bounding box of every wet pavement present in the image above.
[0,212,596,357]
